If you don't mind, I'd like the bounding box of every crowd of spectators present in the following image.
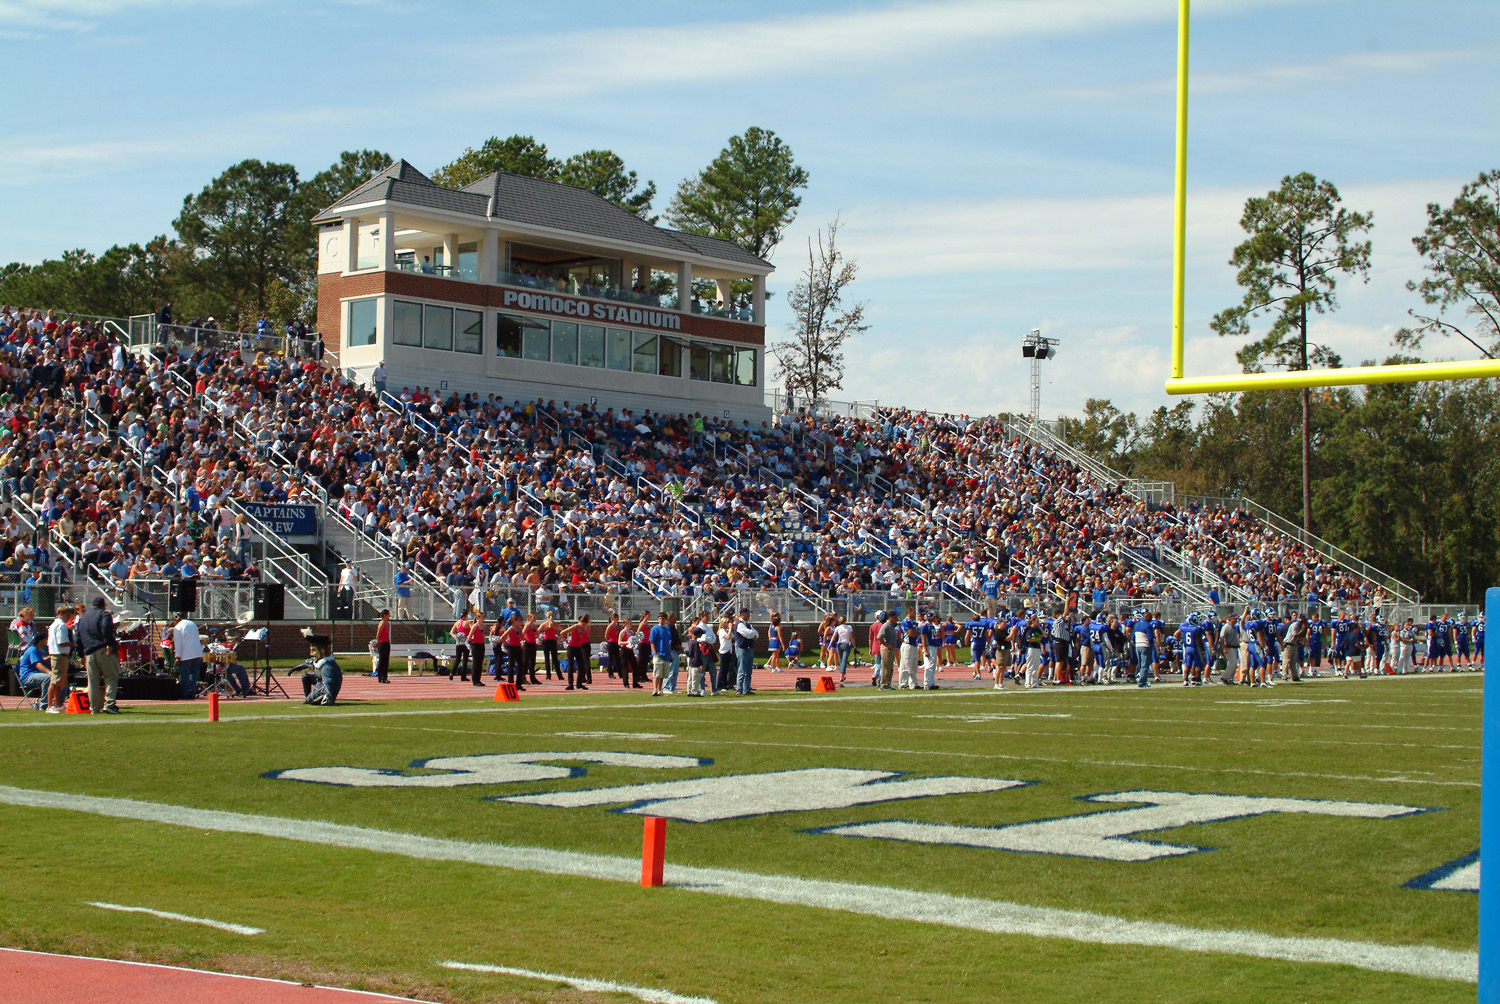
[0,304,1392,621]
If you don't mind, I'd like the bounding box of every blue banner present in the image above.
[241,501,318,537]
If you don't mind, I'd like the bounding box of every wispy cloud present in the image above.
[1038,45,1500,102]
[0,0,235,32]
[447,0,1326,102]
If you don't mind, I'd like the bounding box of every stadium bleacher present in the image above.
[0,305,1414,626]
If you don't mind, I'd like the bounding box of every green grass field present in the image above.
[0,673,1481,1003]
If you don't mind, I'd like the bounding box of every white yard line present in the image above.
[439,960,717,1003]
[0,784,1474,984]
[85,901,263,935]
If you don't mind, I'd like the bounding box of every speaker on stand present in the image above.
[169,578,198,615]
[250,583,287,698]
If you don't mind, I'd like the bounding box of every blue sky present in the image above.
[3,0,1497,419]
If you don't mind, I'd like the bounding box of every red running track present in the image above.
[0,948,437,1004]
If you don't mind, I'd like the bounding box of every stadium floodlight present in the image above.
[1022,328,1059,421]
[1163,0,1500,396]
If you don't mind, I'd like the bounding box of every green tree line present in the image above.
[1063,170,1499,604]
[0,128,807,330]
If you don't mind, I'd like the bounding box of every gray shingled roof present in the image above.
[315,162,771,272]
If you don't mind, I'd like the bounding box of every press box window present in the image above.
[579,324,605,368]
[607,328,631,371]
[346,298,377,347]
[422,304,453,351]
[552,321,579,366]
[736,348,757,387]
[455,308,482,354]
[632,333,657,374]
[392,300,422,347]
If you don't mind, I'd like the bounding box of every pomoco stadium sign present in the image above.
[502,289,682,330]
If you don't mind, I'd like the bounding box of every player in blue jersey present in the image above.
[1243,609,1270,687]
[963,613,988,676]
[1305,612,1325,677]
[1177,613,1207,686]
[1475,615,1485,670]
[919,612,941,689]
[1130,609,1154,688]
[1455,613,1473,668]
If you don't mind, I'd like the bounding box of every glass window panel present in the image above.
[392,300,422,346]
[689,344,710,381]
[455,308,482,354]
[347,298,377,347]
[422,304,453,351]
[710,346,733,384]
[607,328,632,371]
[632,333,657,374]
[457,242,478,281]
[552,321,578,365]
[496,312,523,357]
[579,324,605,368]
[736,348,757,387]
[523,317,551,361]
[658,336,683,378]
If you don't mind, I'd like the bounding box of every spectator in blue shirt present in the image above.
[648,613,675,696]
[16,641,50,706]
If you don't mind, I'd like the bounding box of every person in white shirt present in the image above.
[171,615,205,699]
[44,606,78,713]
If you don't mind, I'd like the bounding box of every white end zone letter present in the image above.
[815,790,1431,861]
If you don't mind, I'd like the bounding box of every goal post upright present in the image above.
[1165,5,1495,996]
[1484,588,1498,1000]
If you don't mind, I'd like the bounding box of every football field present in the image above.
[0,673,1481,1003]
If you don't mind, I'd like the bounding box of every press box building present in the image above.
[314,160,773,420]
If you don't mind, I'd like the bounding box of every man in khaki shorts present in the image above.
[44,605,77,713]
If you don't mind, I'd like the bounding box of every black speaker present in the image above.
[254,582,285,621]
[169,577,198,614]
[794,677,812,692]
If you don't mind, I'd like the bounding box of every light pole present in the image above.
[1021,328,1059,422]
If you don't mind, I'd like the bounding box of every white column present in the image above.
[752,275,766,323]
[620,259,634,293]
[480,229,500,284]
[442,234,459,278]
[343,216,358,275]
[379,211,396,270]
[677,261,693,312]
[714,279,732,307]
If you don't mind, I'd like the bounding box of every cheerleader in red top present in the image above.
[603,612,622,681]
[505,615,527,688]
[522,614,539,684]
[467,616,487,687]
[539,613,562,680]
[566,615,592,690]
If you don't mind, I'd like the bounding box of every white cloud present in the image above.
[1040,45,1500,102]
[789,175,1480,417]
[447,0,1325,103]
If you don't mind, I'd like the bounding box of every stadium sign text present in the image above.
[240,501,318,538]
[502,289,682,330]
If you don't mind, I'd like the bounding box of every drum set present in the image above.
[117,619,161,676]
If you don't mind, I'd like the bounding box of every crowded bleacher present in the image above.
[0,305,1394,621]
